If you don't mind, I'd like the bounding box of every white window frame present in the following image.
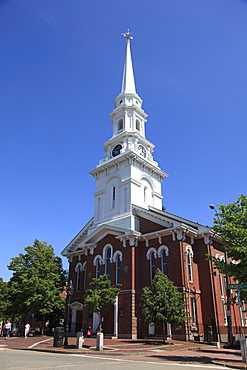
[158,245,169,274]
[75,262,83,292]
[185,246,194,283]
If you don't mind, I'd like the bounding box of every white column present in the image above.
[93,312,100,334]
[71,308,77,333]
[167,323,171,338]
[114,295,118,337]
[148,324,155,335]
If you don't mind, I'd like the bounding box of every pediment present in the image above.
[70,301,84,310]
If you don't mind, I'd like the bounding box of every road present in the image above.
[0,348,229,370]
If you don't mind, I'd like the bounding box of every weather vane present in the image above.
[121,29,133,43]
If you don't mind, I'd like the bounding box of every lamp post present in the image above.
[209,204,234,348]
[64,280,74,347]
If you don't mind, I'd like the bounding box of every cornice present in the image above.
[89,151,167,180]
[103,131,154,150]
[61,217,94,256]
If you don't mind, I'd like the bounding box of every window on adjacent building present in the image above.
[191,296,198,325]
[240,304,247,327]
[219,273,227,325]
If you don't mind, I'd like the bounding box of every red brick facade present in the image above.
[63,209,246,343]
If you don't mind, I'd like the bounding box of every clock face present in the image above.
[138,144,146,158]
[112,144,122,157]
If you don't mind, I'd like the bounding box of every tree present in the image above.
[84,274,120,332]
[210,194,247,300]
[0,278,11,321]
[141,269,188,343]
[7,239,67,329]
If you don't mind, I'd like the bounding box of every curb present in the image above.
[212,360,247,369]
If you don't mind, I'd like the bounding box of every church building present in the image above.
[62,31,245,342]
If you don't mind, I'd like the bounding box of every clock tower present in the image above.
[89,30,168,233]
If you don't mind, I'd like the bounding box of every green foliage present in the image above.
[84,274,120,331]
[0,278,11,321]
[141,269,188,341]
[7,239,67,323]
[211,195,247,281]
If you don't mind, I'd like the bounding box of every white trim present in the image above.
[93,255,103,266]
[185,245,194,257]
[157,245,169,258]
[146,247,157,260]
[113,250,123,262]
[75,262,83,272]
[216,253,225,262]
[102,243,113,264]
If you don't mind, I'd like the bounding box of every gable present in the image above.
[139,216,165,233]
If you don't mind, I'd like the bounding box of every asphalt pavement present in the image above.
[0,335,246,369]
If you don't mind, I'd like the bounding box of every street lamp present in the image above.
[209,204,234,348]
[64,280,74,347]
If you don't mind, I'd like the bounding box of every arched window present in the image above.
[219,272,227,324]
[118,119,123,132]
[158,245,169,275]
[136,119,140,131]
[112,186,116,208]
[102,244,113,279]
[93,255,102,279]
[105,247,111,279]
[161,249,167,274]
[75,262,83,292]
[96,258,100,278]
[97,198,101,221]
[113,250,122,286]
[147,248,157,283]
[186,246,194,283]
[82,261,87,291]
[124,187,128,212]
[150,251,156,283]
[144,186,147,202]
[116,255,120,285]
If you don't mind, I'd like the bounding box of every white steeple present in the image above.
[89,31,168,233]
[121,30,136,94]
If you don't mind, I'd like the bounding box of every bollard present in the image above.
[53,327,64,347]
[96,332,103,351]
[76,331,84,349]
[240,337,247,364]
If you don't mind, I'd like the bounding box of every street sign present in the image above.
[228,283,247,290]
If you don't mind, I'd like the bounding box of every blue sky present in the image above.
[1,0,247,282]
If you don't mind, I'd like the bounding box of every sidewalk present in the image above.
[0,335,246,369]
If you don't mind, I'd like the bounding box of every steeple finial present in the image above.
[121,28,133,43]
[121,29,136,94]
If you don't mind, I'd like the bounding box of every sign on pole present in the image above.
[228,283,247,290]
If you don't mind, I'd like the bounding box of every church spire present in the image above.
[121,29,136,94]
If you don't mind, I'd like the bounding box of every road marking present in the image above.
[28,338,53,349]
[71,354,227,369]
